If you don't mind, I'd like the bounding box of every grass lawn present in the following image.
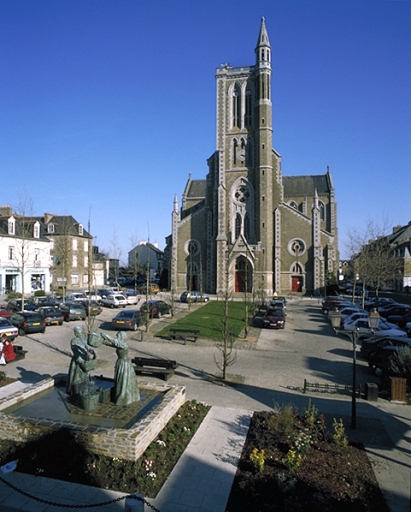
[157,300,251,341]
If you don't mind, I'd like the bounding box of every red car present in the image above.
[0,305,13,319]
[263,308,286,329]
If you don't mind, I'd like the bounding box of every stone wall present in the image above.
[0,376,186,462]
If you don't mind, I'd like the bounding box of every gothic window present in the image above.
[235,214,241,239]
[232,84,241,128]
[319,201,325,221]
[234,185,250,204]
[185,239,200,257]
[245,89,252,127]
[288,239,306,257]
[292,263,303,273]
[233,139,238,165]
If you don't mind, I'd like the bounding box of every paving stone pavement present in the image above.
[0,296,410,511]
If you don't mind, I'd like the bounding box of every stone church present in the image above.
[166,18,338,296]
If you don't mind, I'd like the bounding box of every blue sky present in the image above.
[1,0,410,262]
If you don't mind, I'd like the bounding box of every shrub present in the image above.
[389,346,411,386]
[6,292,22,301]
[249,448,265,472]
[332,418,348,448]
[33,290,46,297]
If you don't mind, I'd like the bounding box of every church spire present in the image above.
[255,17,271,67]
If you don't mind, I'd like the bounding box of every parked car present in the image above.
[363,297,397,311]
[37,306,64,326]
[180,291,210,303]
[33,296,57,307]
[84,291,103,303]
[322,298,352,315]
[111,310,146,331]
[368,346,404,375]
[123,291,141,305]
[66,292,88,302]
[0,305,13,319]
[97,288,119,300]
[138,283,160,295]
[60,302,86,322]
[0,318,19,340]
[269,300,286,311]
[140,300,171,318]
[78,300,103,316]
[343,317,407,339]
[262,308,286,329]
[10,312,46,335]
[360,336,411,359]
[378,304,411,319]
[7,299,37,312]
[101,294,128,308]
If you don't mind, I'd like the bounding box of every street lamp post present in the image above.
[330,308,381,430]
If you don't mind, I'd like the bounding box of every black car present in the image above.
[111,310,146,330]
[368,346,402,375]
[37,306,64,326]
[360,336,411,359]
[140,300,171,318]
[10,311,46,335]
[60,302,86,322]
[78,300,103,316]
[378,304,411,319]
[7,299,37,312]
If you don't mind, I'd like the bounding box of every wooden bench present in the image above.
[169,328,199,344]
[132,357,177,381]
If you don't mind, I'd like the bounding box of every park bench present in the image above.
[169,328,199,344]
[132,357,177,381]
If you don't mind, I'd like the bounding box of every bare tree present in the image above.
[346,217,399,305]
[109,229,122,286]
[214,263,237,380]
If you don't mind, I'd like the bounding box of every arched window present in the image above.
[235,213,241,239]
[319,201,325,221]
[245,89,252,127]
[289,201,298,210]
[232,84,241,128]
[292,262,303,273]
[233,139,238,165]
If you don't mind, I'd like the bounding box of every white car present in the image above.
[123,292,141,305]
[0,318,18,341]
[84,291,103,303]
[101,294,128,308]
[66,292,87,302]
[343,317,407,339]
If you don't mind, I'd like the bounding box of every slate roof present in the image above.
[283,175,331,196]
[186,180,207,199]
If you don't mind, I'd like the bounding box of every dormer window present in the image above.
[48,223,55,234]
[34,222,40,239]
[8,217,15,235]
[78,224,84,236]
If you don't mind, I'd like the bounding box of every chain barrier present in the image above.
[0,474,161,511]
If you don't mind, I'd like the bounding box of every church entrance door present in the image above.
[292,276,303,292]
[235,257,252,293]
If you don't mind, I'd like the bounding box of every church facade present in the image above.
[167,18,338,296]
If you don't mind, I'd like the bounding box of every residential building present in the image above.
[166,18,338,295]
[0,205,51,294]
[128,241,164,280]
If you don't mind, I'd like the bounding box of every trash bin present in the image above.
[365,382,378,401]
[390,377,407,402]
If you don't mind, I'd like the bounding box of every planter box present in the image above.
[390,377,407,402]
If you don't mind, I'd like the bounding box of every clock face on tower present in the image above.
[237,149,246,161]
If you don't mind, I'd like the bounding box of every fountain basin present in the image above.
[0,375,185,461]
